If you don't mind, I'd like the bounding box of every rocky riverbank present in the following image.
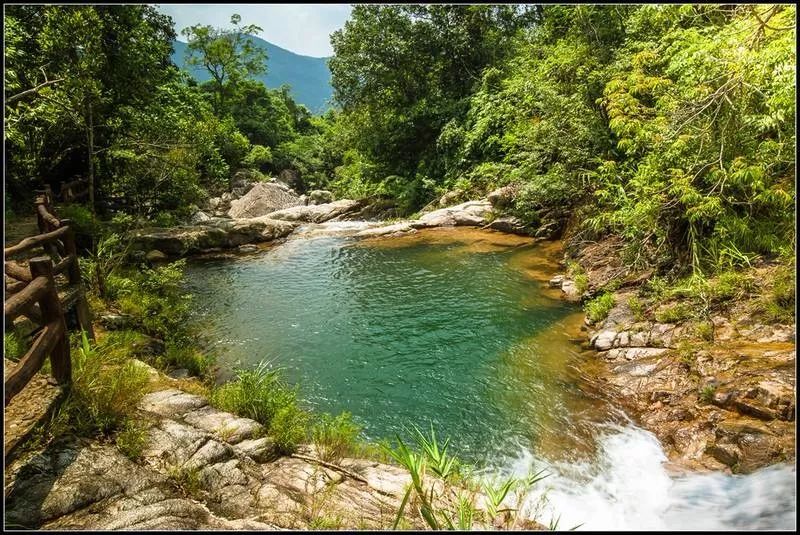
[551,239,795,474]
[4,361,543,530]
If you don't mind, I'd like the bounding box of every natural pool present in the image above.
[185,225,795,530]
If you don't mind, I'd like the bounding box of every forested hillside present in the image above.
[172,37,333,113]
[5,4,796,281]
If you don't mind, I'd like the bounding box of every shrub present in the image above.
[4,330,28,361]
[695,321,714,341]
[699,384,716,404]
[311,412,362,463]
[210,362,309,454]
[585,293,615,323]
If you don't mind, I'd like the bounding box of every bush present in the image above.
[4,330,28,361]
[210,362,309,454]
[585,293,615,323]
[311,412,362,463]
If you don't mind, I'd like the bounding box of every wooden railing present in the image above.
[4,192,94,406]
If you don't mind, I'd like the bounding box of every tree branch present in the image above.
[5,78,64,105]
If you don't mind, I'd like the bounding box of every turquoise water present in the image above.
[184,226,796,529]
[185,228,612,463]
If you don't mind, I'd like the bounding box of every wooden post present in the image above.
[60,219,94,340]
[28,257,71,386]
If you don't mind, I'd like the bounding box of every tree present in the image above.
[181,14,267,115]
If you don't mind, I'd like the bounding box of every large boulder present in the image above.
[412,200,494,228]
[486,216,530,235]
[227,182,302,219]
[265,199,363,224]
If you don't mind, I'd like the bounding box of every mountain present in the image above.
[171,37,334,114]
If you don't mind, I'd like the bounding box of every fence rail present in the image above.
[4,191,94,407]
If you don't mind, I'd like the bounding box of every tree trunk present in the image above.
[87,102,95,214]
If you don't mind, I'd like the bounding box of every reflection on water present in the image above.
[185,227,796,530]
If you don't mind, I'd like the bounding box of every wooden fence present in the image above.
[4,191,94,406]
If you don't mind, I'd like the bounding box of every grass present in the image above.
[4,330,28,361]
[168,464,205,498]
[584,293,615,323]
[627,296,646,321]
[55,330,150,437]
[311,411,362,464]
[654,302,693,323]
[210,361,309,454]
[382,424,549,530]
[115,419,149,461]
[699,384,717,404]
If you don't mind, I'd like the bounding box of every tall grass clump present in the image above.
[210,361,309,454]
[383,424,549,530]
[58,331,150,437]
[311,411,362,464]
[584,293,615,323]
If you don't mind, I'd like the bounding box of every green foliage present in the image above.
[699,384,717,404]
[655,303,693,324]
[585,293,615,323]
[115,419,148,461]
[627,296,646,321]
[4,330,28,361]
[210,362,309,454]
[181,14,267,115]
[383,425,548,530]
[58,330,150,436]
[311,412,362,464]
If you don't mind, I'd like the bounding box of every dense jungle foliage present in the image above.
[5,4,796,279]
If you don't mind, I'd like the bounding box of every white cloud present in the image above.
[155,4,352,57]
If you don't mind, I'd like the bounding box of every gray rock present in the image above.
[168,368,190,379]
[182,406,263,444]
[355,222,415,238]
[561,279,581,301]
[227,182,302,219]
[549,275,564,288]
[591,329,618,351]
[308,190,334,205]
[413,200,494,228]
[237,244,259,253]
[266,199,363,224]
[140,389,208,417]
[487,216,530,235]
[189,210,211,225]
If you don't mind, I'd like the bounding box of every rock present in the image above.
[168,368,190,380]
[591,329,617,351]
[265,199,364,224]
[237,244,259,253]
[221,192,233,203]
[233,437,279,463]
[308,190,334,205]
[276,169,301,190]
[487,185,517,208]
[548,275,564,288]
[355,222,415,238]
[604,347,669,361]
[230,169,262,197]
[100,313,133,330]
[227,182,302,219]
[438,190,463,207]
[561,279,581,301]
[140,389,208,417]
[189,210,211,225]
[145,249,168,262]
[297,194,308,206]
[486,216,530,235]
[182,406,263,444]
[413,200,493,228]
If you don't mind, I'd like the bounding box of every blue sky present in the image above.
[155,4,352,58]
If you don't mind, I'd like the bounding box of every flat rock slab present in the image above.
[140,388,208,417]
[266,199,363,223]
[182,405,263,444]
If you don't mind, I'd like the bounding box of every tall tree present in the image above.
[181,14,267,115]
